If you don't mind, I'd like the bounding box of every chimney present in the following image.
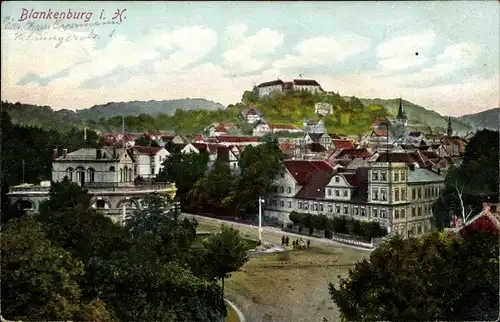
[62,149,68,159]
[52,148,58,159]
[96,148,102,160]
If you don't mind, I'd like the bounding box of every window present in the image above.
[381,189,387,201]
[335,189,340,197]
[354,207,359,216]
[109,166,115,172]
[343,190,348,197]
[328,205,333,212]
[151,166,155,175]
[287,201,292,208]
[394,171,399,182]
[417,224,422,234]
[395,210,400,219]
[87,168,95,182]
[412,207,416,217]
[343,206,348,214]
[314,204,318,211]
[372,171,379,181]
[124,166,128,181]
[381,171,387,181]
[66,167,74,180]
[129,169,133,182]
[418,188,422,199]
[418,206,422,216]
[304,203,309,210]
[381,209,387,218]
[96,200,106,209]
[373,208,378,217]
[402,188,407,201]
[280,186,285,193]
[401,209,406,218]
[400,170,406,181]
[361,208,366,216]
[299,202,303,209]
[335,176,340,183]
[372,188,379,200]
[335,205,340,213]
[287,187,292,194]
[280,200,284,207]
[412,188,416,200]
[120,169,123,182]
[395,188,400,201]
[327,188,332,196]
[319,204,324,211]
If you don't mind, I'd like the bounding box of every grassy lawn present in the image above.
[193,233,260,249]
[195,218,368,322]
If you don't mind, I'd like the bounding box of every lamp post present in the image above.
[258,196,265,243]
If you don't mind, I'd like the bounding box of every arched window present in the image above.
[109,166,116,172]
[87,168,95,182]
[128,169,133,182]
[75,166,85,186]
[96,200,106,209]
[120,169,123,182]
[18,199,33,210]
[124,166,129,182]
[66,167,74,181]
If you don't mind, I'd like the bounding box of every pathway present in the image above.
[183,213,374,253]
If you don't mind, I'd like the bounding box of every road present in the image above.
[182,213,374,253]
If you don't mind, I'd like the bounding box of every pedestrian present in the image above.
[285,236,289,246]
[292,239,296,249]
[307,239,311,248]
[281,235,285,245]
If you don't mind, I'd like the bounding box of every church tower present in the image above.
[396,98,408,127]
[447,116,453,137]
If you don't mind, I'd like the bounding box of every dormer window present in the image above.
[335,176,340,183]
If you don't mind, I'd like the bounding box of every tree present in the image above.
[201,225,250,296]
[134,134,151,146]
[328,231,499,321]
[0,216,115,321]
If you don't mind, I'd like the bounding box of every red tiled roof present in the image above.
[295,171,333,200]
[132,146,163,155]
[191,134,205,142]
[161,135,175,141]
[373,130,388,137]
[284,160,334,185]
[335,148,372,160]
[214,124,228,133]
[460,211,500,236]
[191,143,209,152]
[279,142,296,151]
[269,123,298,130]
[332,139,355,150]
[216,136,260,143]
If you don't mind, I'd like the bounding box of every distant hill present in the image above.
[2,98,225,130]
[459,108,500,131]
[351,97,474,135]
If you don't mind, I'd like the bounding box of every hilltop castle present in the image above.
[256,79,324,98]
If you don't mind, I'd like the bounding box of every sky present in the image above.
[1,1,499,116]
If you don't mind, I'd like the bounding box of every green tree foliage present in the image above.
[0,216,116,321]
[200,225,250,294]
[328,230,499,321]
[188,161,235,215]
[156,148,209,208]
[433,130,499,228]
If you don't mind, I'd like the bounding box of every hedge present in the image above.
[288,211,387,240]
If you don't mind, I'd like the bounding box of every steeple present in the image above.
[396,97,407,126]
[447,116,453,137]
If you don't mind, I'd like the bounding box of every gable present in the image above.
[326,174,351,187]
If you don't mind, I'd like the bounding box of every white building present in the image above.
[315,102,333,116]
[131,146,170,178]
[256,79,324,98]
[8,147,177,223]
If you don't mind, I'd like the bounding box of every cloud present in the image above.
[272,34,371,70]
[376,30,436,71]
[153,26,218,74]
[222,24,284,73]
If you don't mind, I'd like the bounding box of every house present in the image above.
[332,139,355,151]
[257,79,286,97]
[303,119,325,134]
[452,201,500,235]
[239,108,263,123]
[215,135,260,146]
[372,118,391,131]
[264,159,445,238]
[252,119,271,136]
[407,131,426,142]
[204,122,241,137]
[7,147,178,223]
[315,102,333,116]
[269,123,301,134]
[216,146,240,173]
[291,79,323,93]
[131,146,170,178]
